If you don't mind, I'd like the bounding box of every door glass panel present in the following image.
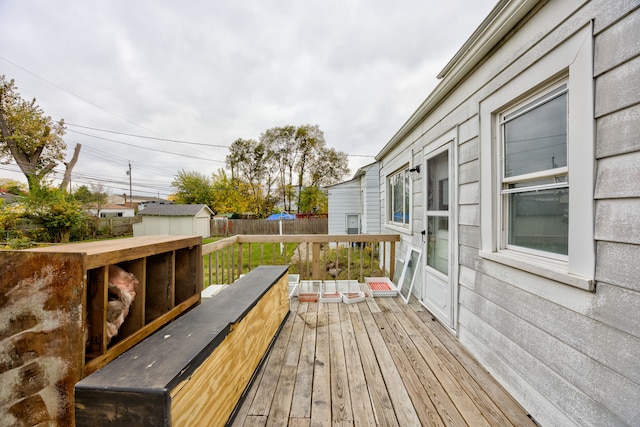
[427,151,449,211]
[427,216,448,275]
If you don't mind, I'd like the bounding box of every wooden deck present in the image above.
[230,294,536,426]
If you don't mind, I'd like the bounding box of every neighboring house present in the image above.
[88,203,135,218]
[327,162,380,236]
[107,194,168,210]
[374,1,640,426]
[133,204,213,238]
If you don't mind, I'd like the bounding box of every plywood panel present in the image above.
[171,274,289,426]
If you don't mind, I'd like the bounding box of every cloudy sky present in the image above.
[0,0,495,199]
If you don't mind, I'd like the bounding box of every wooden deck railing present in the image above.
[202,234,401,286]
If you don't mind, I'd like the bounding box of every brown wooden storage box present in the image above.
[75,265,290,426]
[0,235,202,426]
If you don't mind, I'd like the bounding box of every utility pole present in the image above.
[126,162,132,206]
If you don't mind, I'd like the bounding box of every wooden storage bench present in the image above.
[75,265,290,426]
[0,235,202,426]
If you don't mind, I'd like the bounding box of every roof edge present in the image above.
[376,0,541,160]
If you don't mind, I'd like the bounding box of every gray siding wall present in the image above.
[379,1,640,425]
[362,163,381,234]
[327,180,361,235]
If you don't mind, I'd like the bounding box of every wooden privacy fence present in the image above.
[96,217,141,236]
[202,234,400,286]
[211,218,327,236]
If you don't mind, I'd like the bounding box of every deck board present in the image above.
[231,295,536,426]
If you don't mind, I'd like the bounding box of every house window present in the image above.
[479,24,595,290]
[500,83,568,258]
[388,167,410,225]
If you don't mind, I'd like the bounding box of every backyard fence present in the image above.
[96,217,141,236]
[211,217,327,236]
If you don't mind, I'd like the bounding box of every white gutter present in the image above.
[376,0,541,160]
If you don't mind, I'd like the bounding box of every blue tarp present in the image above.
[265,213,296,220]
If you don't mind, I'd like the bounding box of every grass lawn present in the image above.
[202,238,384,286]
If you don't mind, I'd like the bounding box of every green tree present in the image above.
[226,138,274,216]
[297,186,328,214]
[74,183,108,214]
[260,125,297,211]
[0,76,73,190]
[171,170,215,205]
[210,169,248,214]
[308,147,350,187]
[21,181,88,243]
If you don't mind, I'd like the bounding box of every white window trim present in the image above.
[499,79,569,262]
[386,165,412,233]
[479,24,595,291]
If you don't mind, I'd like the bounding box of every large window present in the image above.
[479,24,594,290]
[500,83,568,258]
[388,167,410,225]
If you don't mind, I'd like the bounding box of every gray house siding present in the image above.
[376,1,640,425]
[361,162,381,234]
[327,179,361,235]
[328,162,381,235]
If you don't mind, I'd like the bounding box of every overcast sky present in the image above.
[0,0,496,199]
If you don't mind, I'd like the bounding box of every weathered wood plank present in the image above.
[290,303,317,419]
[337,303,377,426]
[357,303,420,426]
[349,307,399,426]
[328,303,353,423]
[265,366,297,426]
[311,306,331,426]
[389,300,498,426]
[267,306,304,426]
[374,311,450,426]
[263,301,304,426]
[408,300,536,426]
[233,293,536,426]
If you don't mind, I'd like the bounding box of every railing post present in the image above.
[312,242,321,279]
[389,241,396,280]
[238,242,243,279]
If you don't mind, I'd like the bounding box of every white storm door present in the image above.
[423,145,454,328]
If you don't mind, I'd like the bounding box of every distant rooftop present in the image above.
[138,204,212,216]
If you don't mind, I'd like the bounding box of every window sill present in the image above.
[479,250,595,292]
[385,222,412,235]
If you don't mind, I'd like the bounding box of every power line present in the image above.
[65,123,230,148]
[66,129,226,163]
[0,56,167,138]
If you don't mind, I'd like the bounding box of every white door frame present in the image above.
[421,130,458,332]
